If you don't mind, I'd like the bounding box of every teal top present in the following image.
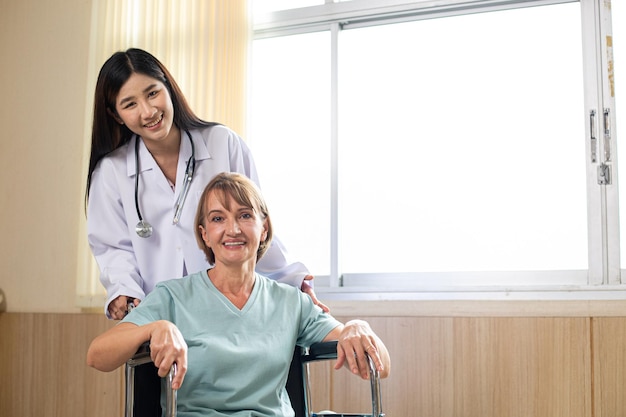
[124,269,340,417]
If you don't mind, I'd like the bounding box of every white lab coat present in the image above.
[87,125,309,317]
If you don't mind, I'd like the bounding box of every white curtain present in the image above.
[76,0,251,308]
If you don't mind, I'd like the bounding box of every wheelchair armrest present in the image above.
[302,340,385,417]
[125,341,177,417]
[127,341,153,367]
[305,340,338,362]
[136,341,151,355]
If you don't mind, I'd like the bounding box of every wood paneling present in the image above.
[591,317,626,417]
[0,312,622,417]
[451,317,591,417]
[0,313,122,417]
[312,316,591,417]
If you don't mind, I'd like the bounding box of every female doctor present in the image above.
[86,48,327,319]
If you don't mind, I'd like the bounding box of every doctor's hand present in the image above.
[301,275,330,313]
[108,295,141,320]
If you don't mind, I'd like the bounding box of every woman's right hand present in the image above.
[148,320,188,390]
[87,319,187,390]
[108,295,140,320]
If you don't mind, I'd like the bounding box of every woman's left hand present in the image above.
[335,320,388,380]
[301,275,330,313]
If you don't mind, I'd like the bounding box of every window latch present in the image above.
[598,163,611,185]
[603,108,611,162]
[590,110,597,163]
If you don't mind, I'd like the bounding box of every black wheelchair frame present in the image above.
[124,341,384,417]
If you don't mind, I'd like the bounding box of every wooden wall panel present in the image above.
[592,317,626,417]
[0,312,611,417]
[452,317,591,417]
[312,316,455,416]
[312,316,591,417]
[0,313,122,417]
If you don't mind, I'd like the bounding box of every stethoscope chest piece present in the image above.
[135,220,153,238]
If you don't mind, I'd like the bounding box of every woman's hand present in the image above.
[301,275,330,313]
[148,320,188,390]
[108,295,141,320]
[332,320,390,380]
[87,319,188,390]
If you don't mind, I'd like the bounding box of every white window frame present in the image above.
[251,0,623,300]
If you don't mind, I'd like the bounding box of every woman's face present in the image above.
[113,72,177,146]
[199,191,268,268]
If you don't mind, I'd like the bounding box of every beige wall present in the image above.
[0,0,93,313]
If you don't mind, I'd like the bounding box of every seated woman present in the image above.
[87,172,390,417]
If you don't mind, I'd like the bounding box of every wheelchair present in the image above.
[125,341,384,417]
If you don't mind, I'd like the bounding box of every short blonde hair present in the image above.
[194,172,273,265]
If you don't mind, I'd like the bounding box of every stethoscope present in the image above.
[134,130,196,238]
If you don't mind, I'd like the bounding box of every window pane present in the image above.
[249,32,331,275]
[338,4,587,273]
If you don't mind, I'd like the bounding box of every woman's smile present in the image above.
[144,113,163,128]
[223,240,246,248]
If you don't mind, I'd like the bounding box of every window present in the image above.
[249,31,332,275]
[249,0,622,296]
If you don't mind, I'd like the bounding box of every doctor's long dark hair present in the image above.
[85,48,217,203]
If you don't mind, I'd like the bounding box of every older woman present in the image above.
[87,172,390,417]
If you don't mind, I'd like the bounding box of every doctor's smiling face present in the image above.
[112,72,178,148]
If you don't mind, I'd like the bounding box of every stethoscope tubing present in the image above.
[134,130,195,238]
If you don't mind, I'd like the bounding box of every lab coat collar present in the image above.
[188,128,211,161]
[126,129,211,178]
[127,135,160,177]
